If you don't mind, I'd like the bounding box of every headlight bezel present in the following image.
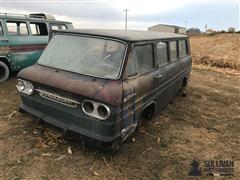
[82,100,110,120]
[16,79,35,95]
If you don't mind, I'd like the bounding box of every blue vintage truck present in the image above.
[0,13,73,82]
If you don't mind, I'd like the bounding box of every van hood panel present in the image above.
[18,64,122,106]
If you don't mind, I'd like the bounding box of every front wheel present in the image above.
[0,61,10,83]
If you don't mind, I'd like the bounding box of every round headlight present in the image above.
[16,80,25,91]
[97,105,110,119]
[25,82,34,95]
[82,101,94,114]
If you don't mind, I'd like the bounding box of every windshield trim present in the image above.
[37,33,128,80]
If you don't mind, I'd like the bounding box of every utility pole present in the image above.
[184,20,188,30]
[123,9,129,30]
[205,24,208,31]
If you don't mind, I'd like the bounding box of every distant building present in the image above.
[205,29,216,34]
[148,24,186,34]
[187,27,201,34]
[228,27,235,33]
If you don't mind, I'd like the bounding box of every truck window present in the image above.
[178,40,187,58]
[127,45,154,76]
[7,21,29,36]
[50,25,59,30]
[169,41,177,61]
[30,22,48,36]
[157,42,168,66]
[60,25,67,30]
[0,22,3,35]
[50,24,67,31]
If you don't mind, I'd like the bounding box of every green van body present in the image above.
[0,13,73,82]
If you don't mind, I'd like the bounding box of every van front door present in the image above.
[122,44,158,133]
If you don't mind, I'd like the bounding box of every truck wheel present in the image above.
[0,61,10,83]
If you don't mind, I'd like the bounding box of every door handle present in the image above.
[154,74,163,79]
[1,39,8,42]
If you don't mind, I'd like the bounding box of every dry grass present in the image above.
[190,33,240,70]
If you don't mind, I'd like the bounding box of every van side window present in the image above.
[157,42,168,66]
[50,25,59,31]
[169,41,177,61]
[60,25,67,30]
[7,21,29,35]
[178,40,187,58]
[30,22,48,36]
[0,22,3,35]
[127,45,154,76]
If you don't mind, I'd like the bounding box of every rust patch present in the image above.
[18,64,122,106]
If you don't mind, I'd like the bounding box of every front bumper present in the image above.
[19,94,122,144]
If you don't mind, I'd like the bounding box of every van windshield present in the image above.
[38,34,126,79]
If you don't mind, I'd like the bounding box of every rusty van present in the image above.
[17,29,192,149]
[0,13,73,82]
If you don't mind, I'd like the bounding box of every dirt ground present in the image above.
[0,66,239,179]
[1,33,240,179]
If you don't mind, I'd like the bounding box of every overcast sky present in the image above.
[0,0,239,31]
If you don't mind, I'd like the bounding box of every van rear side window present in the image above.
[178,40,187,58]
[157,42,168,66]
[30,22,48,36]
[7,21,29,35]
[169,41,177,61]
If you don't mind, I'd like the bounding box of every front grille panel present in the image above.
[36,88,81,108]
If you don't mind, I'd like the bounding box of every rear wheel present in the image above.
[178,77,187,97]
[142,106,154,120]
[0,61,10,83]
[137,104,155,130]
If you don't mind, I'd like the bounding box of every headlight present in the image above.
[16,80,25,91]
[82,100,94,114]
[16,79,34,95]
[97,105,109,119]
[82,100,110,120]
[25,82,34,95]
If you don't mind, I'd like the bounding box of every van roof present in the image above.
[0,13,72,24]
[58,29,187,41]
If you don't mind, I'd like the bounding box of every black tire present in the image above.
[142,105,154,120]
[137,105,155,130]
[0,61,10,83]
[177,78,187,97]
